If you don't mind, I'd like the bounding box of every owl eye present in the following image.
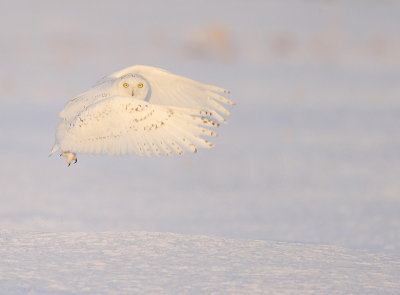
[123,83,129,88]
[137,83,143,88]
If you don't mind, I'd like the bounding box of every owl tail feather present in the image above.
[49,144,60,157]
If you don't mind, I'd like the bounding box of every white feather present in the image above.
[56,96,219,156]
[94,65,234,122]
[51,65,234,161]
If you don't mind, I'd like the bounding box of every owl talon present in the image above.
[60,152,77,167]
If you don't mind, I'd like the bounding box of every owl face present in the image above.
[117,74,149,99]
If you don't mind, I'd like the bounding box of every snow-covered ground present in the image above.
[1,0,400,293]
[1,231,399,294]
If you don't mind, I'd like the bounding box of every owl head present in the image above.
[116,73,150,100]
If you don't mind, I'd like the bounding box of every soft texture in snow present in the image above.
[1,231,399,294]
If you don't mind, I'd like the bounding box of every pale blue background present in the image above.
[0,0,399,253]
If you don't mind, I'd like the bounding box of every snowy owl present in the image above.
[51,65,235,166]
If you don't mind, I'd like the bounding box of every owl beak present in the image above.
[131,90,134,96]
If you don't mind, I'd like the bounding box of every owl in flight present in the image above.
[51,65,235,166]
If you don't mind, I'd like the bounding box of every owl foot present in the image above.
[60,152,78,167]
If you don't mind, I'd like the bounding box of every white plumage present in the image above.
[51,65,235,165]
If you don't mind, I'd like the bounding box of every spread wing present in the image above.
[95,65,235,122]
[59,79,115,122]
[56,96,219,157]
